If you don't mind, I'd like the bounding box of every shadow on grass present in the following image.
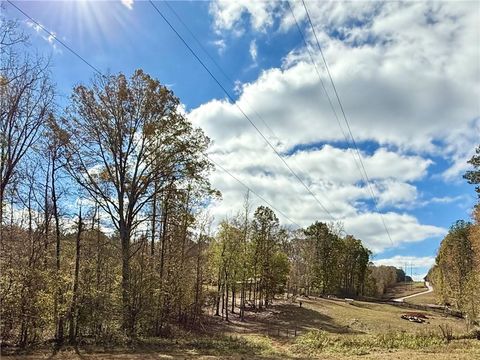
[206,301,362,337]
[73,335,292,359]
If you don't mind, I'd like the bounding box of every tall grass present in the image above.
[293,329,446,355]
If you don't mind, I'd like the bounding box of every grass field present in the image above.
[5,297,479,359]
[406,289,439,305]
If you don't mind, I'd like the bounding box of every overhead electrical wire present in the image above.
[299,0,393,244]
[6,0,103,77]
[6,0,302,229]
[148,0,336,222]
[205,155,302,228]
[286,1,365,184]
[163,1,337,213]
[163,1,279,142]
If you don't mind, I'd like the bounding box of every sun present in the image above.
[48,0,134,50]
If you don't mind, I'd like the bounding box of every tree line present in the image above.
[428,145,480,322]
[1,17,410,348]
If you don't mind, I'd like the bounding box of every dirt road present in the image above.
[393,281,433,302]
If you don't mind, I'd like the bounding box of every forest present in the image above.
[1,5,479,357]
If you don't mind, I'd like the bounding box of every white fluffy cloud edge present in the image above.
[186,1,479,253]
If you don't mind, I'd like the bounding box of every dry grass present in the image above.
[406,290,439,305]
[384,282,428,299]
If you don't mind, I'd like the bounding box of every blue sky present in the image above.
[5,0,479,279]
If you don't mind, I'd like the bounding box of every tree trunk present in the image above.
[151,182,157,256]
[120,220,132,336]
[52,157,63,345]
[68,209,82,343]
[224,278,229,322]
[215,268,221,316]
[0,185,4,245]
[194,236,202,322]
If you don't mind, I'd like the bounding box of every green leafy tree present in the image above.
[304,222,341,294]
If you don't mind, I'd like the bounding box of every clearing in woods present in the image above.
[7,297,479,359]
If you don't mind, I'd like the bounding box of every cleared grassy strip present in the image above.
[384,282,428,300]
[406,290,439,305]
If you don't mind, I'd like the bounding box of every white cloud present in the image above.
[193,1,477,253]
[345,213,445,253]
[375,180,418,209]
[208,1,478,153]
[121,0,134,10]
[374,255,436,269]
[212,39,227,54]
[441,118,480,181]
[429,195,468,204]
[210,0,279,34]
[249,39,258,62]
[198,143,444,252]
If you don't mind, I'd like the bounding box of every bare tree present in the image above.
[0,16,53,238]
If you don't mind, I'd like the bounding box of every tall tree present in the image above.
[61,70,212,335]
[431,221,474,309]
[251,206,281,308]
[304,222,340,294]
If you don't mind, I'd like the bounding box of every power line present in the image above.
[204,154,302,228]
[286,0,365,189]
[163,0,337,214]
[287,1,347,142]
[6,0,301,229]
[300,0,393,244]
[148,0,336,222]
[163,1,279,141]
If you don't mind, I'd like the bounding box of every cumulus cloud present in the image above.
[345,213,445,252]
[193,1,478,253]
[208,1,478,152]
[210,0,279,34]
[199,142,444,252]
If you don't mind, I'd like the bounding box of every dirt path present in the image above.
[393,281,433,303]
